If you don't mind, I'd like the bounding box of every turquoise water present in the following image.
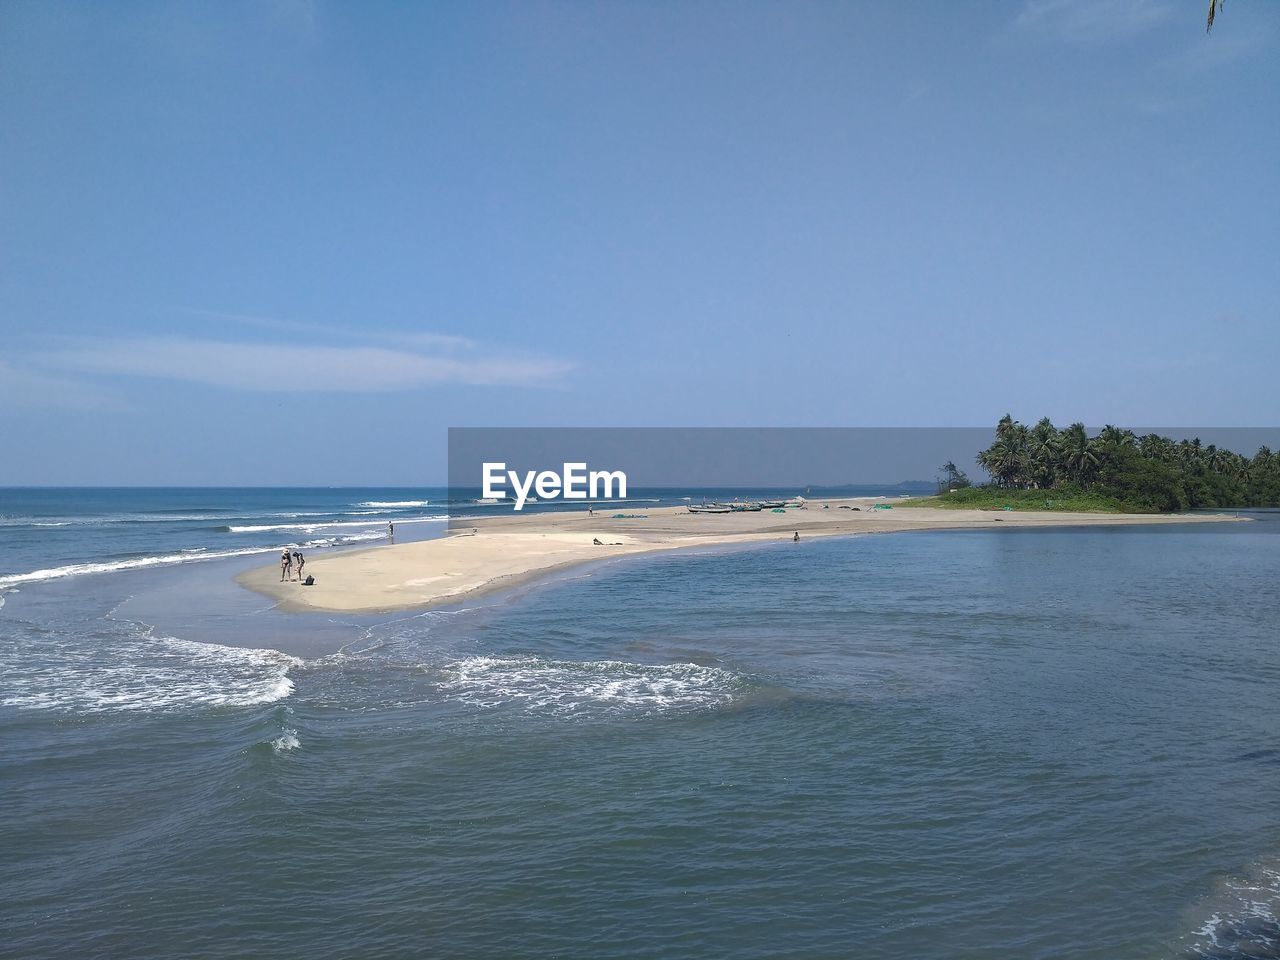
[2,491,1279,958]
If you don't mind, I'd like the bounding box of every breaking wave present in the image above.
[222,515,447,533]
[0,630,300,714]
[272,727,301,753]
[433,656,745,717]
[0,546,281,589]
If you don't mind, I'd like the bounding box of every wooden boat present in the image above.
[688,504,732,514]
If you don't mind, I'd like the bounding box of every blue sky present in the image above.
[1,0,1276,484]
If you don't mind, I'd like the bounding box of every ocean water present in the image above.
[2,490,1279,959]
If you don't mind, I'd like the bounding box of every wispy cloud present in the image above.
[33,336,573,392]
[0,359,127,411]
[180,309,477,351]
[1012,0,1172,44]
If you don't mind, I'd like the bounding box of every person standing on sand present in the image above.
[294,550,304,582]
[280,549,293,582]
[388,522,394,541]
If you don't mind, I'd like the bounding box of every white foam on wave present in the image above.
[0,528,396,590]
[0,632,301,714]
[1184,858,1280,957]
[272,728,301,752]
[0,508,433,529]
[358,500,431,508]
[0,514,225,527]
[0,545,280,589]
[300,531,387,548]
[434,656,742,717]
[226,515,447,533]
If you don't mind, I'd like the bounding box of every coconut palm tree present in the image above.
[977,437,1015,488]
[1177,438,1205,470]
[1060,423,1099,486]
[1097,425,1135,453]
[1027,418,1061,489]
[1139,433,1175,464]
[1207,0,1224,33]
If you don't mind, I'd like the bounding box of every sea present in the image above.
[1,487,1278,960]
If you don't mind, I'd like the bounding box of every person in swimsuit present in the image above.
[294,551,304,581]
[280,549,293,581]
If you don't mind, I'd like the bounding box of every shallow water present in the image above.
[2,494,1279,958]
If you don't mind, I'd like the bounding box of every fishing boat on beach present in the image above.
[687,503,732,514]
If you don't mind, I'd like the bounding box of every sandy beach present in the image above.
[236,499,1243,614]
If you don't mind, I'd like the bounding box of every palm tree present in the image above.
[1139,433,1175,464]
[1027,418,1061,489]
[979,415,1024,488]
[1095,425,1136,474]
[978,422,1030,489]
[1060,423,1099,487]
[977,437,1014,488]
[1097,425,1135,452]
[1207,0,1224,33]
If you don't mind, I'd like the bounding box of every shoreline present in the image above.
[235,498,1245,615]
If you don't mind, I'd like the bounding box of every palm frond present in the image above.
[1206,0,1223,33]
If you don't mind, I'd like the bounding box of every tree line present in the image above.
[973,416,1280,511]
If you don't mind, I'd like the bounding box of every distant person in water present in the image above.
[294,551,304,582]
[280,549,293,581]
[793,531,800,542]
[388,522,394,541]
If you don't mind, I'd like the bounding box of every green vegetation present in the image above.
[908,416,1280,513]
[935,461,971,492]
[902,487,1136,513]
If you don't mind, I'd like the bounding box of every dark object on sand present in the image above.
[593,537,604,545]
[303,575,315,585]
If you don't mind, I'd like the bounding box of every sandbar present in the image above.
[235,499,1243,615]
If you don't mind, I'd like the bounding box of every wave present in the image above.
[1183,859,1280,959]
[0,513,231,527]
[433,655,744,717]
[221,515,447,533]
[272,727,301,752]
[0,509,365,528]
[0,632,300,714]
[0,529,386,590]
[0,505,457,526]
[0,546,282,589]
[298,531,387,548]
